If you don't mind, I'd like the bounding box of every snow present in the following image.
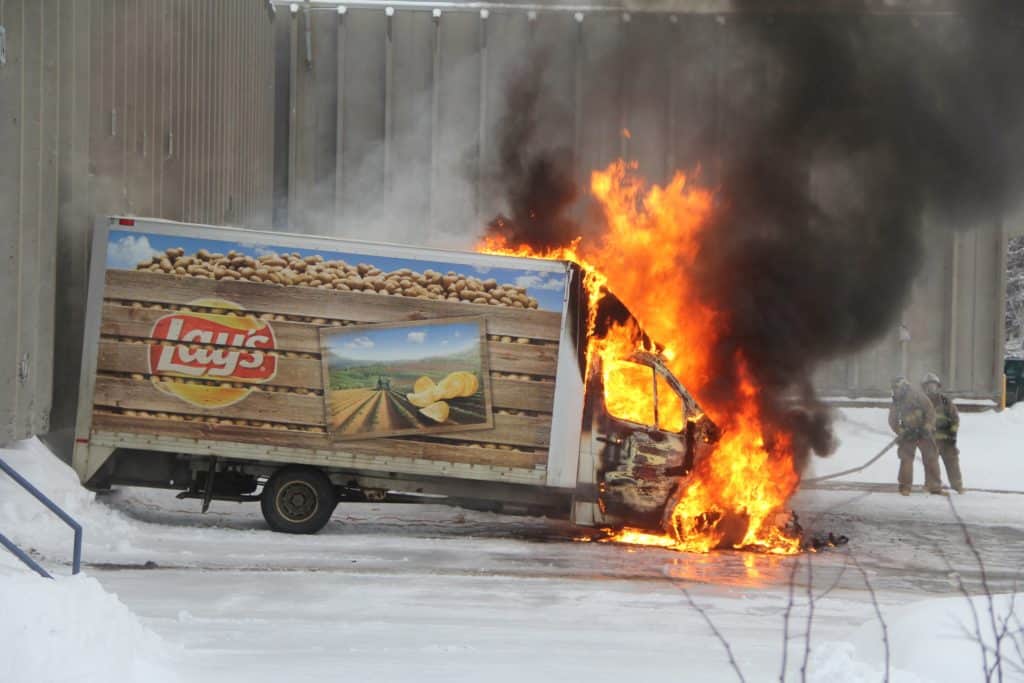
[848,593,1024,683]
[0,569,178,683]
[3,408,1024,682]
[0,440,177,683]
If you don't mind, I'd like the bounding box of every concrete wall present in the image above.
[0,0,277,451]
[279,1,1007,401]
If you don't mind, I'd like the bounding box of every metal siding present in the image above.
[0,0,60,445]
[0,0,25,445]
[0,0,278,452]
[283,4,1007,402]
[52,0,94,441]
[434,11,480,234]
[342,9,387,234]
[391,10,434,226]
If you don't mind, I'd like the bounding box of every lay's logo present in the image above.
[147,298,278,408]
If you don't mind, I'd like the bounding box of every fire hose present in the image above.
[801,435,901,485]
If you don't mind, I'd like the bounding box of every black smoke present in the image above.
[486,4,1024,468]
[484,50,596,249]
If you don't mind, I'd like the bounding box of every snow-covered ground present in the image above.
[2,407,1023,682]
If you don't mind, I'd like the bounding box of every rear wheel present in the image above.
[260,467,337,534]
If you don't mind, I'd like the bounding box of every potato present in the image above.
[413,376,435,394]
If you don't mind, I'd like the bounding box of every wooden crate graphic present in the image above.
[92,267,562,471]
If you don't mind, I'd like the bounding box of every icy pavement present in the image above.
[3,406,1024,682]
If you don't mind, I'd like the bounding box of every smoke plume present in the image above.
[484,3,1024,467]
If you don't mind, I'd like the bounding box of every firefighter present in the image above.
[921,372,964,494]
[888,377,944,496]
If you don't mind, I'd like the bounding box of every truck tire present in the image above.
[260,467,337,534]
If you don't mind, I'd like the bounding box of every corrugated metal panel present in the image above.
[0,0,62,445]
[80,0,277,229]
[0,0,278,451]
[283,3,1006,401]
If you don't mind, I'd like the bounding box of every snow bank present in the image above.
[843,592,1024,683]
[0,437,136,561]
[0,568,178,683]
[805,404,1024,491]
[1,439,178,682]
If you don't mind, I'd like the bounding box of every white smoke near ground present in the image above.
[288,25,580,252]
[291,52,485,250]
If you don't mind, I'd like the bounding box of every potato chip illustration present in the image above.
[453,371,479,396]
[419,401,450,423]
[413,376,436,394]
[438,371,478,399]
[406,387,441,408]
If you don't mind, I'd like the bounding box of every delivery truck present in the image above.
[73,217,717,534]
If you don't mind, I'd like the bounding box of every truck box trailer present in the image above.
[74,217,716,533]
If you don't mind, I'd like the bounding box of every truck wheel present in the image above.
[260,467,337,534]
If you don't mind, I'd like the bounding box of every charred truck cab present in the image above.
[585,351,718,530]
[74,218,715,535]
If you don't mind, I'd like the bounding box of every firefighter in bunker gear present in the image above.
[888,377,944,496]
[922,372,964,493]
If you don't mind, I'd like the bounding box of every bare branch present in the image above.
[779,553,802,682]
[800,554,815,683]
[934,542,990,680]
[676,584,748,683]
[947,496,1003,682]
[1008,612,1024,674]
[850,554,890,683]
[1003,582,1024,675]
[813,546,852,602]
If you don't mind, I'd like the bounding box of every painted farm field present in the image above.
[321,318,492,440]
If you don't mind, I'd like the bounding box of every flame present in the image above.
[479,160,800,554]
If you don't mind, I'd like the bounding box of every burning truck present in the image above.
[73,216,721,539]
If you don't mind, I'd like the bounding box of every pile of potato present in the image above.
[136,248,541,309]
[110,407,326,433]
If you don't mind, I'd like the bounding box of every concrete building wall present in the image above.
[280,1,1007,402]
[0,0,277,451]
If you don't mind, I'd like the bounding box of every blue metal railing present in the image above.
[0,456,83,578]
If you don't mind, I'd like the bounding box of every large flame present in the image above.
[479,160,800,554]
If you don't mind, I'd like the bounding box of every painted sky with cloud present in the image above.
[327,321,481,365]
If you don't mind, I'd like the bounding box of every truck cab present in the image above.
[574,350,716,531]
